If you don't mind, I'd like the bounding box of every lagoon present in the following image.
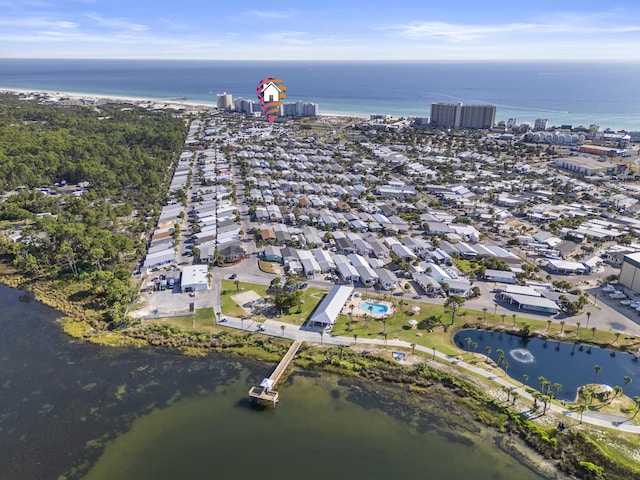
[0,284,546,479]
[454,329,640,401]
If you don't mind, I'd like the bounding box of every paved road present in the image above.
[212,311,640,434]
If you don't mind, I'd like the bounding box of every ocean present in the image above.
[1,59,639,130]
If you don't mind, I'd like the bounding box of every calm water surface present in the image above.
[0,284,547,479]
[455,329,640,401]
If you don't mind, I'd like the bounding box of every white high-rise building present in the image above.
[216,92,233,110]
[534,118,548,131]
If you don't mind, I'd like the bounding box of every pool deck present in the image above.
[344,299,395,318]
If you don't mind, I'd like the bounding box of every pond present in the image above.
[0,284,547,480]
[454,329,640,401]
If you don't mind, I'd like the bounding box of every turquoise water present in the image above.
[360,301,389,315]
[1,59,639,130]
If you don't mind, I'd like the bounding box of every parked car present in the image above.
[229,273,237,280]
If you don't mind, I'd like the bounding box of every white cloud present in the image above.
[262,31,311,45]
[0,17,77,29]
[85,14,149,32]
[245,10,295,20]
[387,14,640,41]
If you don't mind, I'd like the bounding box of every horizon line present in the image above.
[2,57,640,63]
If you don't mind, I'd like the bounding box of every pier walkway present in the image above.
[249,340,302,406]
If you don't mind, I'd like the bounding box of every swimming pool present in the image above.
[360,302,389,315]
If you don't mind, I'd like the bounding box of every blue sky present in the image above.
[2,0,640,60]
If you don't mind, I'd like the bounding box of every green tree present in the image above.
[484,345,492,363]
[594,365,602,384]
[444,295,465,325]
[633,396,640,419]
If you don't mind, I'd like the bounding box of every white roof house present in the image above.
[307,285,354,329]
[180,264,210,292]
[143,248,175,271]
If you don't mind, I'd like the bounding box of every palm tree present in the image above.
[511,390,519,405]
[482,307,488,323]
[383,332,388,346]
[444,295,465,325]
[280,325,286,337]
[501,313,506,324]
[624,376,632,388]
[612,386,623,402]
[542,395,550,415]
[576,322,581,336]
[234,279,240,291]
[485,346,492,363]
[546,320,552,332]
[382,317,387,333]
[493,301,498,317]
[579,404,586,423]
[614,332,621,344]
[632,396,640,419]
[512,314,517,327]
[590,327,596,340]
[465,337,472,352]
[586,311,591,329]
[216,311,222,323]
[319,329,324,345]
[240,318,245,330]
[410,343,416,354]
[552,383,562,399]
[472,342,478,357]
[503,386,511,403]
[538,376,548,394]
[522,373,529,386]
[432,346,437,359]
[559,320,566,334]
[593,292,598,306]
[496,349,505,366]
[353,333,358,345]
[594,365,602,384]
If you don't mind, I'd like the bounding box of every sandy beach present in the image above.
[0,87,216,109]
[0,87,370,120]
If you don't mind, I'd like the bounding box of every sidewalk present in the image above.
[212,309,640,434]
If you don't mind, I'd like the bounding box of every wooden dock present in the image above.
[249,340,302,406]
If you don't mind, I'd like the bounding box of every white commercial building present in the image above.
[180,265,210,293]
[307,285,354,330]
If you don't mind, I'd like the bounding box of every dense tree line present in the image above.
[0,94,188,324]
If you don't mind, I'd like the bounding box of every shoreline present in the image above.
[0,87,368,120]
[2,86,637,130]
[0,265,638,478]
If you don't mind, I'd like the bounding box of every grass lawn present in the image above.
[220,279,325,325]
[452,258,474,275]
[156,309,219,331]
[258,260,281,274]
[160,315,195,329]
[195,307,216,326]
[330,295,640,358]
